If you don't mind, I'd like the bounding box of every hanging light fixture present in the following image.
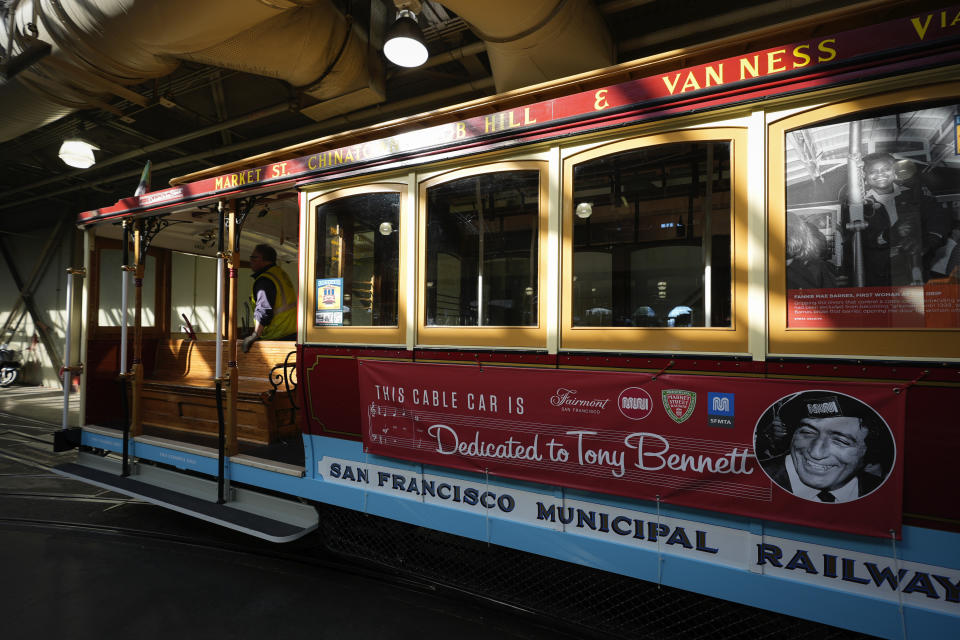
[384,9,428,68]
[58,138,98,169]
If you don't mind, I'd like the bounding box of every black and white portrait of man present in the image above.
[754,391,895,504]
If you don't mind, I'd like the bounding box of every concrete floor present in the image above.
[0,389,568,640]
[0,384,78,426]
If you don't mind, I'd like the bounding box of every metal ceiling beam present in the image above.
[0,29,497,205]
[0,76,496,211]
[0,102,295,201]
[210,71,232,147]
[618,0,852,52]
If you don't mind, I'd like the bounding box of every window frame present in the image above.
[560,127,749,353]
[417,160,550,348]
[767,84,960,360]
[304,183,409,346]
[89,236,170,340]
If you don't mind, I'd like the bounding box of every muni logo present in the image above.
[707,392,734,428]
[618,387,653,420]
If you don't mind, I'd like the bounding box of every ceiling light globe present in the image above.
[59,138,98,169]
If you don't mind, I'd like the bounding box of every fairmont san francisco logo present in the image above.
[662,389,697,424]
[549,388,610,415]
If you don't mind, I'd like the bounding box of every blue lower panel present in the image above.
[78,430,960,639]
[81,431,219,476]
[299,436,960,640]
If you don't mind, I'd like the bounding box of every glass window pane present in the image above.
[314,192,400,327]
[784,104,960,329]
[425,170,539,327]
[571,142,732,328]
[171,253,218,335]
[98,249,156,327]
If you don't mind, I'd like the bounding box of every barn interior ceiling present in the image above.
[0,0,941,233]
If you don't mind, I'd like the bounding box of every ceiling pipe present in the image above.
[436,0,614,92]
[0,0,379,143]
[0,0,612,145]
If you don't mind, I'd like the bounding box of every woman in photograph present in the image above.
[786,214,837,289]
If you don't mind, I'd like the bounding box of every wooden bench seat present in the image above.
[137,339,297,446]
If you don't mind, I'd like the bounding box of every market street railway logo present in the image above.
[662,390,696,424]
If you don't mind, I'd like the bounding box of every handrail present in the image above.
[268,349,299,426]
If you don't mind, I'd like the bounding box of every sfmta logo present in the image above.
[707,392,734,428]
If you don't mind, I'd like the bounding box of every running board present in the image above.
[53,452,317,543]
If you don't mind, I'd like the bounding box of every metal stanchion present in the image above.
[61,267,85,431]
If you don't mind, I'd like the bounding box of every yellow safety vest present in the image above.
[252,264,297,339]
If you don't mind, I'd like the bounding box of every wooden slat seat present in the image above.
[138,339,297,445]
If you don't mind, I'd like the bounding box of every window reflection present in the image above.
[425,170,539,327]
[315,192,400,326]
[571,142,732,328]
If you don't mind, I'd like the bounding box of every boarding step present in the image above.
[53,452,317,543]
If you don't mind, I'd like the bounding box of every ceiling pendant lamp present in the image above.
[383,9,428,68]
[58,138,98,169]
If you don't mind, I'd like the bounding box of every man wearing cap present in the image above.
[759,393,887,503]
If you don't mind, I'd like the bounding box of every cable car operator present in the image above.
[242,244,296,352]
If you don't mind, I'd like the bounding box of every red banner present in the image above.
[359,361,905,537]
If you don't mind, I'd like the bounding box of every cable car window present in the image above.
[424,170,540,327]
[314,191,400,327]
[570,141,732,329]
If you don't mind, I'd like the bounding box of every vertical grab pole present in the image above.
[703,144,714,327]
[215,201,227,503]
[120,220,132,475]
[61,269,80,430]
[228,207,240,458]
[475,181,485,326]
[130,221,144,439]
[120,220,130,381]
[216,203,224,381]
